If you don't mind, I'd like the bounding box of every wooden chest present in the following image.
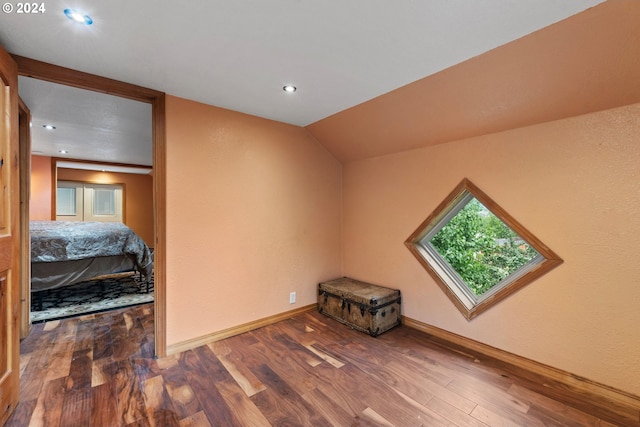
[317,277,401,337]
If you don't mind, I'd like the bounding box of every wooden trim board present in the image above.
[13,55,168,358]
[166,304,317,356]
[402,315,640,426]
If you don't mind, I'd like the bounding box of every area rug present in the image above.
[31,272,154,323]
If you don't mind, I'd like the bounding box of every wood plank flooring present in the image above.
[5,304,623,426]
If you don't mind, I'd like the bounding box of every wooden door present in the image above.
[0,45,20,425]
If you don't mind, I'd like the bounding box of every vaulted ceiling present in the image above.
[4,0,636,164]
[307,0,640,161]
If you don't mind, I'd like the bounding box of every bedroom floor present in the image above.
[6,304,621,426]
[30,272,154,322]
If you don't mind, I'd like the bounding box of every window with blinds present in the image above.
[56,181,123,222]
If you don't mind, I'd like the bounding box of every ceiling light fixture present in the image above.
[64,8,93,25]
[59,150,68,154]
[283,85,297,93]
[43,124,56,130]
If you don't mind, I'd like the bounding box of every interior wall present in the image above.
[56,167,154,246]
[341,102,640,396]
[164,95,342,347]
[29,155,51,220]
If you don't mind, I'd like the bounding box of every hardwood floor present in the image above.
[6,304,623,427]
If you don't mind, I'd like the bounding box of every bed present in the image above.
[30,220,153,293]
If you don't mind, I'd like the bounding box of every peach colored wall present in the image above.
[56,167,154,246]
[165,95,342,347]
[341,103,640,396]
[30,155,52,220]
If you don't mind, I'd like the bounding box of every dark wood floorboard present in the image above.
[5,304,625,426]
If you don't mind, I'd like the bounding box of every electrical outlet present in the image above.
[289,292,296,304]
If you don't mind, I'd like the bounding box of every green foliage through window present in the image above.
[429,198,539,296]
[405,179,563,319]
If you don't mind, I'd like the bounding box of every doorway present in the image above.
[15,56,167,357]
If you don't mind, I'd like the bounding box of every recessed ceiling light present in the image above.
[64,8,93,25]
[43,124,56,130]
[59,150,68,154]
[283,85,297,93]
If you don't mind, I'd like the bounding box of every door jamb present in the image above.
[18,97,31,338]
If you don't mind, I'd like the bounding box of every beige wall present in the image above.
[30,155,51,220]
[341,103,640,396]
[165,95,342,347]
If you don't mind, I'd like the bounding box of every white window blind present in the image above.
[56,187,77,216]
[56,181,123,222]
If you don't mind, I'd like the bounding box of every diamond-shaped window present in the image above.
[405,179,563,320]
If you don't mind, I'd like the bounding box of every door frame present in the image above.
[14,55,167,357]
[18,97,31,338]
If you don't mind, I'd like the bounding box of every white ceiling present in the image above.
[19,77,153,165]
[0,0,604,165]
